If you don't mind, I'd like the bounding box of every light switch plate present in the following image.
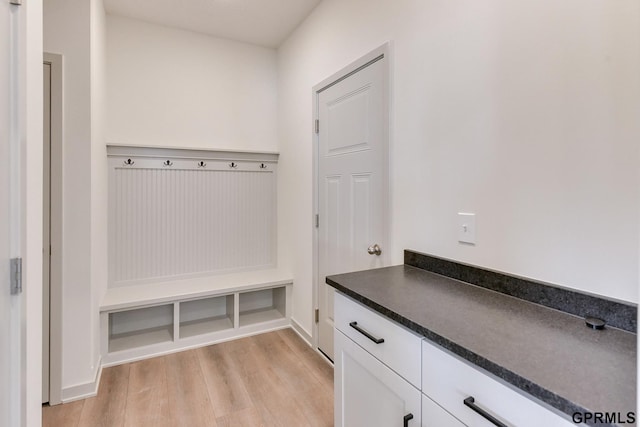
[458,213,476,245]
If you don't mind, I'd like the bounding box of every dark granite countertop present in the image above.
[326,265,637,426]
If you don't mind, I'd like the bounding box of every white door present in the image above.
[1,1,22,425]
[317,54,389,361]
[335,330,420,427]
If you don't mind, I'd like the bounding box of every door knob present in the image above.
[367,244,382,256]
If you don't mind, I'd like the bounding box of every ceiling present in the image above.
[104,0,322,48]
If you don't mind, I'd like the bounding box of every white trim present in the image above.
[60,357,102,403]
[290,321,333,366]
[312,44,391,94]
[43,52,63,406]
[311,42,392,352]
[290,317,312,346]
[6,3,24,425]
[106,144,279,162]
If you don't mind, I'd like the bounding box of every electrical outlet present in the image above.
[458,213,476,245]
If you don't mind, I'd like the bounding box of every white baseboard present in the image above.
[291,317,313,346]
[61,357,103,403]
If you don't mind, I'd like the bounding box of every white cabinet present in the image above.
[335,330,421,427]
[422,394,465,427]
[333,291,579,427]
[334,293,422,426]
[334,292,422,388]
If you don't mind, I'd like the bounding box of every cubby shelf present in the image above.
[100,270,292,366]
[179,295,234,339]
[109,325,174,353]
[239,287,287,328]
[180,316,234,339]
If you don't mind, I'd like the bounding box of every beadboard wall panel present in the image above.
[107,146,278,287]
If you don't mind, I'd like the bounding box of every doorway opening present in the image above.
[43,53,63,405]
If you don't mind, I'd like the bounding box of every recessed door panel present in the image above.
[326,86,372,156]
[351,174,377,270]
[326,175,342,274]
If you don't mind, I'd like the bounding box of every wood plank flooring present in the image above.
[43,329,334,427]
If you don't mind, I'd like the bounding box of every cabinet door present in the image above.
[422,394,465,427]
[335,330,420,427]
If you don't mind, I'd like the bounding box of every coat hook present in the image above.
[229,162,238,169]
[259,163,267,169]
[123,158,135,166]
[197,161,206,168]
[163,160,173,167]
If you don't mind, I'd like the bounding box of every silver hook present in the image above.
[197,161,206,168]
[163,160,173,167]
[123,158,135,166]
[229,162,238,169]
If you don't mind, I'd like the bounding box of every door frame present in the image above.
[311,43,392,350]
[43,52,63,405]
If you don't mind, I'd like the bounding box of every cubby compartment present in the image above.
[238,286,286,327]
[179,295,234,339]
[108,304,174,353]
[101,273,292,366]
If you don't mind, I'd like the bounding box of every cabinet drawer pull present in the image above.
[463,396,508,427]
[403,413,414,426]
[349,321,385,344]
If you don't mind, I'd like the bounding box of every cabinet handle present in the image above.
[403,413,414,427]
[349,321,385,344]
[463,397,508,427]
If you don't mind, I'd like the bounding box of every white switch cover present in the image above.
[458,213,476,245]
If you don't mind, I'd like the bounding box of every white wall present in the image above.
[44,0,105,399]
[106,15,278,152]
[278,0,640,334]
[43,0,94,394]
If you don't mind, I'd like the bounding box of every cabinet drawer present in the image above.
[335,292,422,388]
[422,340,576,427]
[422,394,465,427]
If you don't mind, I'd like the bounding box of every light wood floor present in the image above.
[42,329,334,427]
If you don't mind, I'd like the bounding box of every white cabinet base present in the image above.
[332,290,580,427]
[335,330,421,427]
